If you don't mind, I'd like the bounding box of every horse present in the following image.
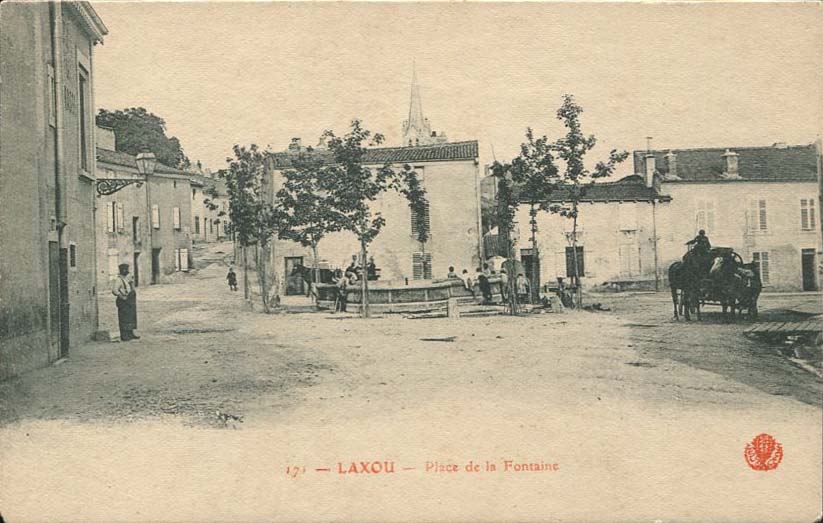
[668,261,697,320]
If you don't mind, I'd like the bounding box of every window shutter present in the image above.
[174,249,181,271]
[173,207,181,229]
[116,203,125,232]
[106,202,115,233]
[412,252,432,280]
[753,252,770,284]
[180,249,189,271]
[152,205,160,228]
[758,200,767,231]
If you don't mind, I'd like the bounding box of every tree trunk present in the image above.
[243,245,250,300]
[507,236,518,316]
[571,206,582,308]
[312,242,320,307]
[256,244,269,313]
[360,238,370,318]
[529,204,538,305]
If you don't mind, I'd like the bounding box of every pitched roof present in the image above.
[269,140,479,169]
[633,144,818,182]
[96,147,193,176]
[517,175,671,204]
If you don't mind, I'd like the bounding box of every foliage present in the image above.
[396,164,429,244]
[276,153,340,250]
[548,94,629,305]
[547,94,629,219]
[218,144,283,312]
[320,119,429,317]
[96,107,190,169]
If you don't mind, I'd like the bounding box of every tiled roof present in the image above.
[269,140,479,169]
[633,144,818,182]
[96,147,192,176]
[517,175,670,204]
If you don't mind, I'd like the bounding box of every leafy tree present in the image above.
[218,144,283,312]
[510,128,559,303]
[96,107,190,169]
[321,120,428,318]
[276,153,341,300]
[548,94,628,306]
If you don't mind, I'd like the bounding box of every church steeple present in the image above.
[407,64,426,136]
[401,63,447,147]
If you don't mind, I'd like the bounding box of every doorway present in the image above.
[151,248,161,284]
[284,256,305,296]
[48,241,63,354]
[520,248,540,301]
[133,252,140,287]
[801,249,817,291]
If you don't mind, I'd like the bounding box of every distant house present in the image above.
[190,174,229,244]
[511,173,672,292]
[638,143,822,292]
[268,139,483,295]
[95,128,195,286]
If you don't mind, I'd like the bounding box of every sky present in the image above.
[90,1,823,173]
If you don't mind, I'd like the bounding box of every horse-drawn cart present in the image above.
[669,247,762,321]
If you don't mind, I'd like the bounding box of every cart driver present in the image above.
[686,229,711,254]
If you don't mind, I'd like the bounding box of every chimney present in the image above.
[644,153,656,188]
[722,149,739,178]
[772,142,788,149]
[664,151,677,179]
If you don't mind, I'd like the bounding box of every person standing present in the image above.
[112,263,139,341]
[335,272,349,313]
[516,273,531,304]
[499,269,509,301]
[227,267,238,291]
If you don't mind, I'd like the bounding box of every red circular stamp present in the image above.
[744,433,783,471]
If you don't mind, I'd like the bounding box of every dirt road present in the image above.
[1,241,820,522]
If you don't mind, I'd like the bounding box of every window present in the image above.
[801,198,816,231]
[174,249,190,272]
[106,201,116,233]
[209,219,214,234]
[194,216,200,234]
[173,207,181,230]
[618,237,640,277]
[47,64,56,127]
[752,251,770,284]
[748,199,767,232]
[116,203,125,233]
[565,246,585,277]
[69,243,77,268]
[412,252,432,280]
[618,203,638,231]
[151,204,160,229]
[410,202,430,240]
[696,200,715,233]
[78,68,90,172]
[192,189,197,200]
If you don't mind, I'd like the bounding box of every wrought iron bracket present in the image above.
[96,178,144,196]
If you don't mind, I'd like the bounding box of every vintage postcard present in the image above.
[0,1,821,521]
